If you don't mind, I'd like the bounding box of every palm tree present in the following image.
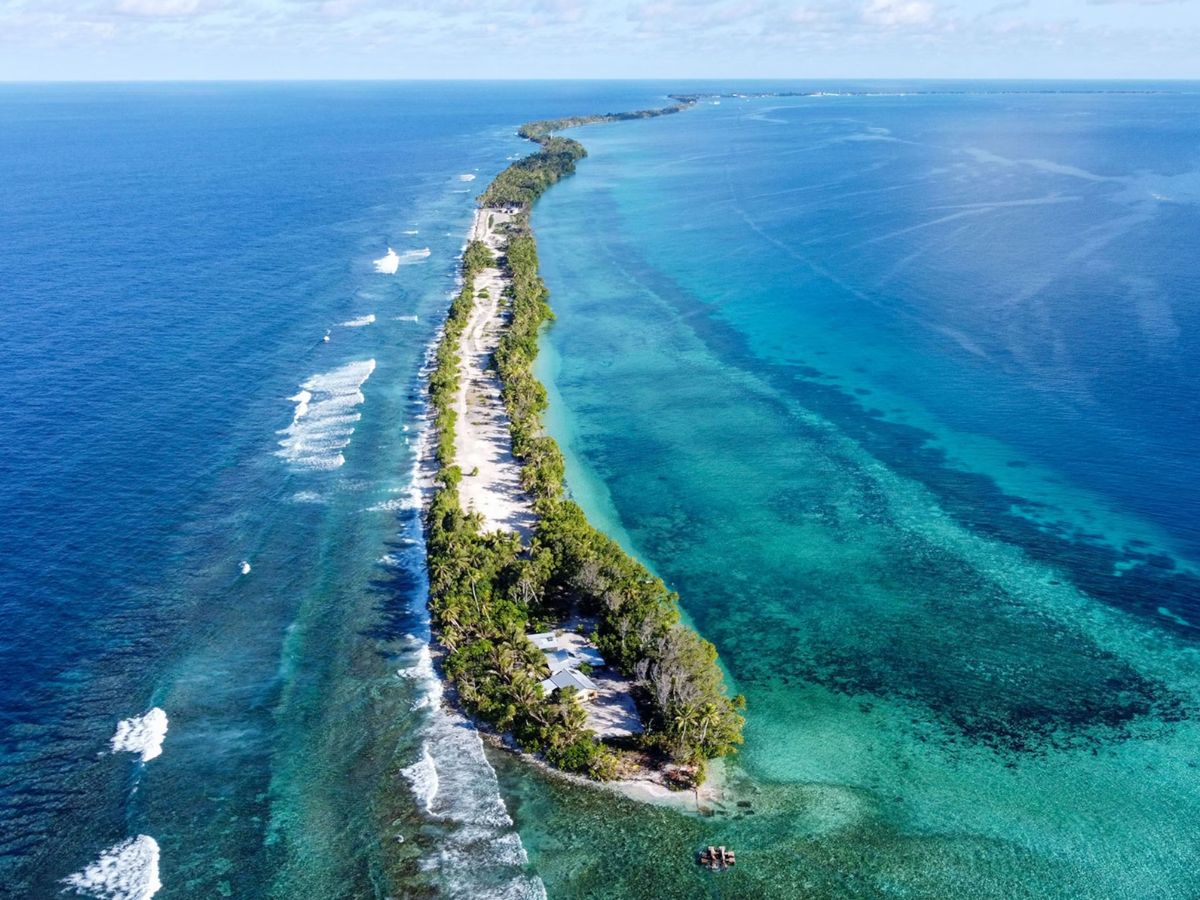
[490,644,520,682]
[458,678,481,709]
[695,703,722,751]
[509,674,547,723]
[672,702,701,753]
[429,553,457,594]
[558,696,588,737]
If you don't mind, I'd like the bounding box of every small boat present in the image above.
[697,845,736,870]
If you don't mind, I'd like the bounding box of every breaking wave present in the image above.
[63,836,161,900]
[373,248,400,274]
[374,247,430,273]
[110,708,168,762]
[276,359,376,470]
[400,746,439,813]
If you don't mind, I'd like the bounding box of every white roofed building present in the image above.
[538,668,599,701]
[544,649,576,674]
[528,631,560,651]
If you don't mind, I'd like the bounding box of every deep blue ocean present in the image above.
[2,82,1198,899]
[0,81,669,898]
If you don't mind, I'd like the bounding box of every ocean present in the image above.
[1,81,1197,898]
[523,84,1200,897]
[0,81,663,898]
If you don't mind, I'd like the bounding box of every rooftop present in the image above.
[540,668,599,695]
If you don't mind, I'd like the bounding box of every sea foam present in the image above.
[400,746,440,812]
[276,359,376,470]
[374,247,430,274]
[110,708,168,762]
[339,313,376,328]
[398,628,545,896]
[373,248,400,274]
[63,835,161,900]
[399,248,431,264]
[458,173,477,182]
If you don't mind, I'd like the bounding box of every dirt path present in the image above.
[453,209,537,539]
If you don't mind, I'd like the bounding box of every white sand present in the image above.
[608,757,729,813]
[454,208,537,538]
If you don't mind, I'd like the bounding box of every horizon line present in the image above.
[2,76,1199,85]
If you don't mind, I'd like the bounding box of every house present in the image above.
[544,649,577,674]
[539,668,599,702]
[528,631,560,651]
[527,630,606,667]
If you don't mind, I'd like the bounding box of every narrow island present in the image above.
[423,99,745,795]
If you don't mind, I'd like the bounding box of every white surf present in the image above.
[276,359,376,470]
[373,248,400,274]
[63,835,161,900]
[110,708,168,762]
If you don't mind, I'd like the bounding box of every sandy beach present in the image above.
[480,728,728,814]
[454,208,537,538]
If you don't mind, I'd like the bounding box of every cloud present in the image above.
[862,0,936,27]
[113,0,208,15]
[981,0,1030,14]
[787,5,831,25]
[1,0,1198,77]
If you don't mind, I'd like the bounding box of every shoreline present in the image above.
[453,207,536,538]
[419,97,745,798]
[476,730,729,814]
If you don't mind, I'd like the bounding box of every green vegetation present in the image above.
[477,136,589,211]
[424,238,618,781]
[479,102,691,212]
[515,103,690,143]
[424,102,743,784]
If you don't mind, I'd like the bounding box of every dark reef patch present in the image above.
[548,187,1196,755]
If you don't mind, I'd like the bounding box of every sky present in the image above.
[0,0,1197,81]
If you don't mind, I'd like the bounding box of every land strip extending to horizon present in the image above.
[421,97,748,799]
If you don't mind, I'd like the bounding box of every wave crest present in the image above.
[276,359,376,470]
[63,835,161,900]
[110,708,168,762]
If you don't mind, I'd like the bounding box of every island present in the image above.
[423,100,745,791]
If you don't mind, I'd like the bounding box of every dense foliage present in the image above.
[515,103,690,143]
[424,105,743,783]
[477,136,588,210]
[424,239,618,780]
[480,102,691,210]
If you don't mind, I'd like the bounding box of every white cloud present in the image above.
[114,0,207,16]
[862,0,936,26]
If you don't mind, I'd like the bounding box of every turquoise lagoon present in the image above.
[510,89,1200,898]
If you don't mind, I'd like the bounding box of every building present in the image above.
[538,668,599,702]
[528,631,560,652]
[527,631,606,666]
[572,646,606,668]
[544,649,576,674]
